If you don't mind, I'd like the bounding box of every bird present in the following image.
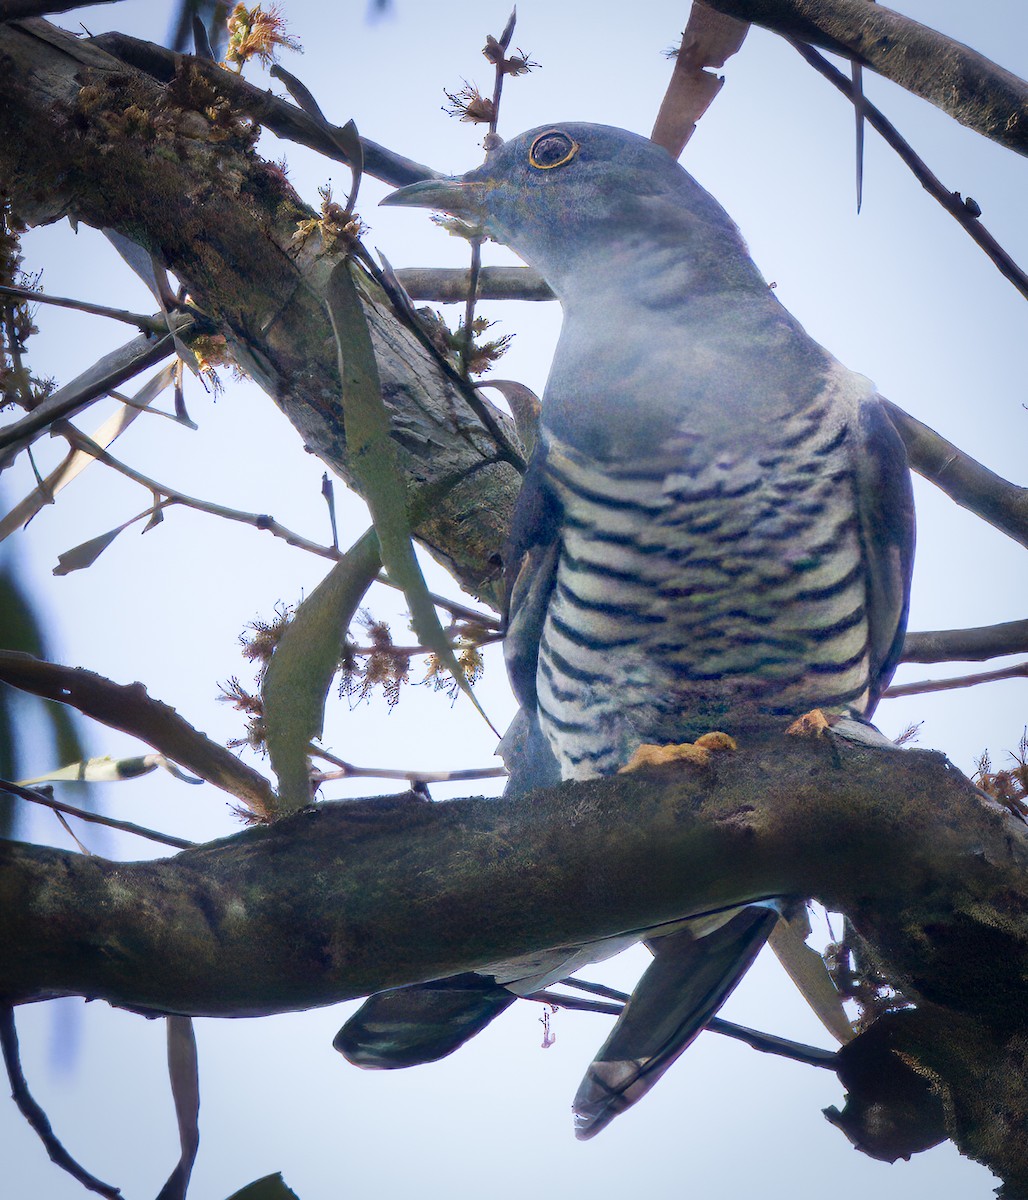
[335,122,915,1137]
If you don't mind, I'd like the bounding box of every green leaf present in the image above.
[19,753,158,784]
[52,509,151,576]
[156,1016,200,1200]
[325,261,497,735]
[261,529,381,812]
[225,1173,300,1200]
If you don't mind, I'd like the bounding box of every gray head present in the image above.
[382,122,752,298]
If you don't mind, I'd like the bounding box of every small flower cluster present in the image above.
[223,3,301,72]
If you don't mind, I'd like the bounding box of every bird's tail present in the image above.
[573,905,779,1139]
[334,974,516,1069]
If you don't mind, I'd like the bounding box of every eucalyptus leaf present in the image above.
[156,1016,200,1200]
[325,261,497,735]
[225,1173,300,1200]
[262,529,381,812]
[52,509,149,576]
[19,754,159,785]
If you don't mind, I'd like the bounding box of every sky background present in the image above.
[2,1,1026,1197]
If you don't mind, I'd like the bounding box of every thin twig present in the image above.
[0,778,195,850]
[57,426,343,561]
[0,283,166,333]
[885,402,1028,551]
[902,620,1028,664]
[0,1006,122,1198]
[707,1016,838,1068]
[528,987,838,1069]
[885,661,1028,699]
[791,40,1028,303]
[374,571,502,630]
[310,746,506,786]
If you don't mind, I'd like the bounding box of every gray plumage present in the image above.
[337,122,915,1136]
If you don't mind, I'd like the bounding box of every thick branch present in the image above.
[886,402,1028,550]
[3,736,1028,1182]
[699,0,1028,157]
[0,19,520,606]
[903,620,1028,664]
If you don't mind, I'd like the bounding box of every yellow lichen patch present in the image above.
[694,731,738,752]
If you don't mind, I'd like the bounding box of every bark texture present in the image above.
[1,736,1027,1186]
[700,0,1028,157]
[0,19,521,607]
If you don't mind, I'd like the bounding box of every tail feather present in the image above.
[573,906,779,1139]
[335,974,515,1069]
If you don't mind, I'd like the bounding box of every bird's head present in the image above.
[382,122,746,297]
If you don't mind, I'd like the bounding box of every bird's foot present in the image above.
[785,709,837,738]
[618,731,737,774]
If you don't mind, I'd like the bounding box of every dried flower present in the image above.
[224,3,301,72]
[442,82,495,125]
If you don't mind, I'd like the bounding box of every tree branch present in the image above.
[885,402,1028,551]
[698,0,1028,157]
[885,661,1027,700]
[0,19,520,607]
[902,620,1028,664]
[2,735,1027,1182]
[395,266,553,303]
[789,39,1028,304]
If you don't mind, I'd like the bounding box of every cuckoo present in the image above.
[336,123,915,1137]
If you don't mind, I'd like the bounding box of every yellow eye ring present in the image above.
[529,130,580,170]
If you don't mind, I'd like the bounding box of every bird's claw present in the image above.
[619,732,737,773]
[785,709,837,737]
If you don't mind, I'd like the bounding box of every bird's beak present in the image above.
[380,177,492,219]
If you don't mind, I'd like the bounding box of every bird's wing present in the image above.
[854,398,916,713]
[334,974,516,1069]
[502,438,563,716]
[573,906,780,1139]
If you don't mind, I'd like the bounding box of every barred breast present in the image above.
[536,389,872,780]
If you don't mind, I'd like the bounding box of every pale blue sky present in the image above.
[3,1,1025,1196]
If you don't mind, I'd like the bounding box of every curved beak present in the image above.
[380,177,492,218]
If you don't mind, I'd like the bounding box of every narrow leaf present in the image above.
[325,261,497,735]
[19,753,160,785]
[156,1016,200,1200]
[270,67,363,213]
[52,510,148,576]
[225,1173,300,1200]
[651,6,749,158]
[768,912,854,1044]
[262,530,381,811]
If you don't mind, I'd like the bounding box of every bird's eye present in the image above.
[528,130,579,171]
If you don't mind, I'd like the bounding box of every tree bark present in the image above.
[698,0,1028,158]
[0,18,521,608]
[2,735,1027,1185]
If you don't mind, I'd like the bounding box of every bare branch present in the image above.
[0,1007,121,1198]
[902,620,1028,665]
[885,661,1028,699]
[0,652,276,816]
[59,426,343,562]
[0,283,166,333]
[699,0,1028,157]
[0,313,195,466]
[0,778,194,850]
[789,41,1028,303]
[886,403,1028,551]
[395,266,553,303]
